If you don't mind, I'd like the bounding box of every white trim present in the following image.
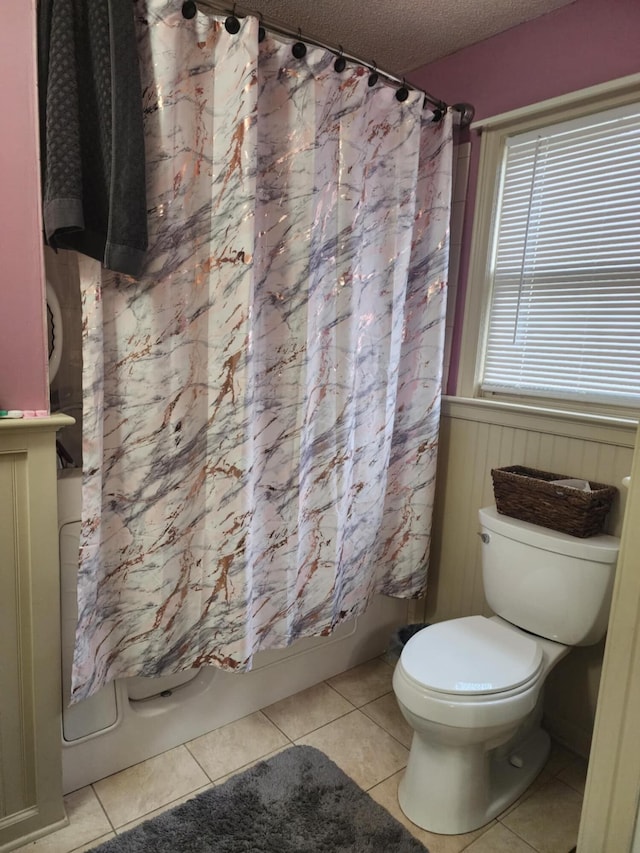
[472,72,640,130]
[0,413,75,433]
[456,126,504,398]
[442,396,638,448]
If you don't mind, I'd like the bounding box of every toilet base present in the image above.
[398,725,550,835]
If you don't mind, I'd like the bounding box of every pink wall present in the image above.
[408,0,640,394]
[1,0,638,409]
[0,1,48,412]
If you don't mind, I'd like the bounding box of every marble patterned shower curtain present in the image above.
[73,0,453,701]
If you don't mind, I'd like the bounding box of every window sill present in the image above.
[441,395,638,448]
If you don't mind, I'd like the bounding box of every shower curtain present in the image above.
[73,0,453,701]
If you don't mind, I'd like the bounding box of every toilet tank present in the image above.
[478,506,619,646]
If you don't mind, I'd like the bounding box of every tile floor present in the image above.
[15,656,587,853]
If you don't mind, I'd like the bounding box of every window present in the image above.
[461,79,640,414]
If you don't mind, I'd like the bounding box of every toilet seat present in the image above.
[400,616,543,696]
[393,616,546,730]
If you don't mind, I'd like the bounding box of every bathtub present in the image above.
[58,468,408,793]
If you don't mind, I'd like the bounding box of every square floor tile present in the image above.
[368,771,494,853]
[116,783,212,834]
[262,681,354,740]
[295,709,408,790]
[93,745,208,829]
[556,756,588,795]
[12,787,112,853]
[501,778,583,853]
[543,740,581,779]
[213,745,290,786]
[361,692,413,747]
[327,657,394,706]
[68,834,116,852]
[465,822,537,852]
[186,711,289,782]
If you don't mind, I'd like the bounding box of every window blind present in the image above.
[481,103,640,408]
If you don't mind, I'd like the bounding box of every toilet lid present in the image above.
[401,616,543,696]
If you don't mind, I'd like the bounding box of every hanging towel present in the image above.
[38,0,148,278]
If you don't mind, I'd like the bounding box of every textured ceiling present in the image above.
[199,0,575,75]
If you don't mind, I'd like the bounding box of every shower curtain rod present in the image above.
[185,1,475,126]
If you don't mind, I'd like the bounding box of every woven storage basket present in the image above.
[491,465,617,538]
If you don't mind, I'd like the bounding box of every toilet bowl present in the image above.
[393,615,567,834]
[392,506,619,835]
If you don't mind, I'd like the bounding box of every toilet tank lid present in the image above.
[400,616,543,696]
[479,506,619,563]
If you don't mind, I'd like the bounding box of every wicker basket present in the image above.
[491,465,617,538]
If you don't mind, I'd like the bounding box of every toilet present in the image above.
[392,505,619,835]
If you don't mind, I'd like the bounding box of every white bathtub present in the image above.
[58,468,408,793]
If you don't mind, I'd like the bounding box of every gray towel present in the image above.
[38,0,148,278]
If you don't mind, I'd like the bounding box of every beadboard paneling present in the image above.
[0,451,35,820]
[0,418,70,848]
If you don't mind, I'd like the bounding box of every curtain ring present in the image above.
[225,5,241,34]
[334,46,346,73]
[181,1,197,19]
[396,80,410,102]
[292,28,306,58]
[368,62,379,87]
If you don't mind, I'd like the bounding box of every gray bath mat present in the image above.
[88,745,428,852]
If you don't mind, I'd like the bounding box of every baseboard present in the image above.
[543,713,592,759]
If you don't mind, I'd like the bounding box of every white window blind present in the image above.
[482,102,640,408]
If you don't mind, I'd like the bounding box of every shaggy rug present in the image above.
[88,745,428,852]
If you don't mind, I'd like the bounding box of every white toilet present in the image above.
[392,505,619,835]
